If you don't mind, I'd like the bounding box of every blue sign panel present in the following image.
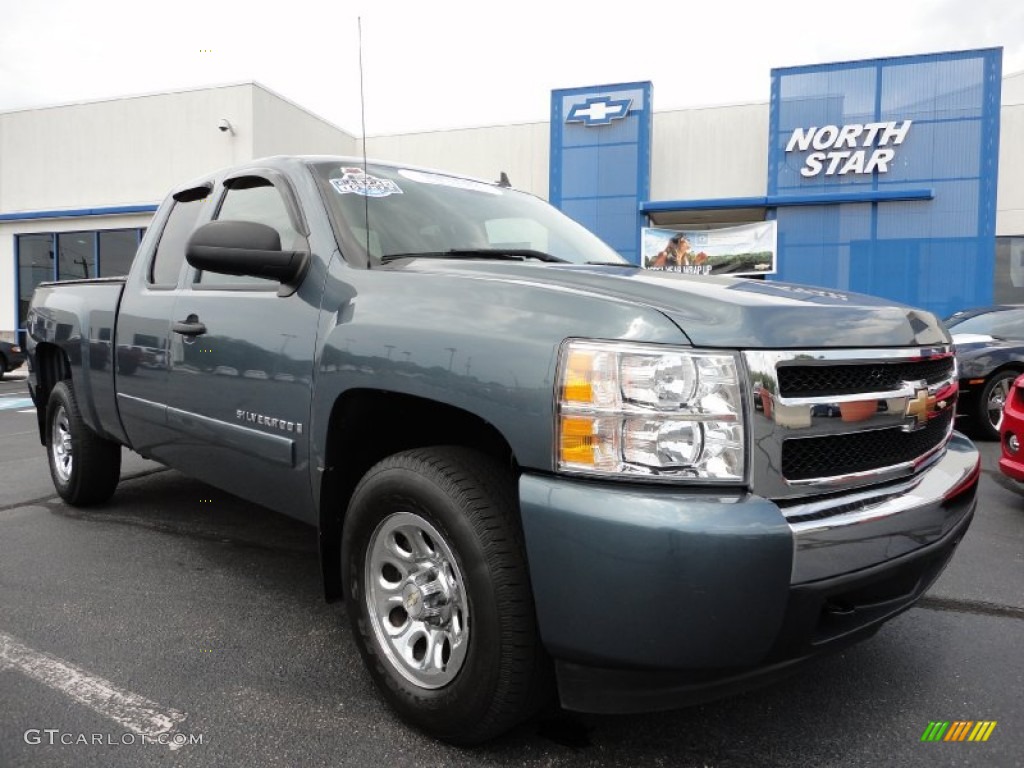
[551,82,652,264]
[769,49,1002,317]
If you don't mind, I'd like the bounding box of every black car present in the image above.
[0,340,26,380]
[946,305,1024,440]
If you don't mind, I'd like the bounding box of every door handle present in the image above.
[172,314,207,337]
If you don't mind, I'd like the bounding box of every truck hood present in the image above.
[395,261,951,349]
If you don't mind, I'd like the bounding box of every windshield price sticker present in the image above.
[329,167,403,197]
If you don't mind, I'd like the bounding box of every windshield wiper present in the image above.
[380,248,569,264]
[584,260,640,267]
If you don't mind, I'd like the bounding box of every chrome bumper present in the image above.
[784,431,979,583]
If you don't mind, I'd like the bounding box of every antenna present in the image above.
[358,17,371,268]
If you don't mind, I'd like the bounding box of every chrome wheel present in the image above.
[987,377,1011,431]
[364,511,469,689]
[51,404,73,483]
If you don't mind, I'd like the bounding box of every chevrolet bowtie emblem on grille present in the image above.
[904,385,946,431]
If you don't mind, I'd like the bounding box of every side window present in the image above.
[149,199,203,286]
[196,182,302,287]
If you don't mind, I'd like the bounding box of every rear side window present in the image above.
[149,198,203,286]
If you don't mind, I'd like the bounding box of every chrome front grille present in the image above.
[744,347,957,501]
[777,358,955,398]
[781,409,954,481]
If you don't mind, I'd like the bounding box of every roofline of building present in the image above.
[0,81,359,139]
[248,82,358,140]
[0,81,259,117]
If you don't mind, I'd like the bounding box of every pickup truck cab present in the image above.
[26,156,980,743]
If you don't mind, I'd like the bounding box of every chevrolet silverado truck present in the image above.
[25,157,980,743]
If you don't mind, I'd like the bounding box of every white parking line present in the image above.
[0,398,34,411]
[0,631,189,750]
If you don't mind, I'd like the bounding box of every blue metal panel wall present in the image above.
[769,49,1002,317]
[551,82,652,264]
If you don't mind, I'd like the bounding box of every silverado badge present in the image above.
[236,410,303,434]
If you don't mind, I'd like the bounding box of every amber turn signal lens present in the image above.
[561,349,595,404]
[560,415,596,465]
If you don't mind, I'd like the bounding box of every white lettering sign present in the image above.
[785,120,912,177]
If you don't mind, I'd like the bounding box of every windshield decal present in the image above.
[398,169,501,195]
[329,167,403,198]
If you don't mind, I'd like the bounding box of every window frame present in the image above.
[146,183,212,289]
[187,170,309,293]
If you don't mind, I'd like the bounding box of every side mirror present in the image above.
[186,220,308,295]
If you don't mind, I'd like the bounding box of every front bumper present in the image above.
[518,432,979,714]
[998,375,1024,481]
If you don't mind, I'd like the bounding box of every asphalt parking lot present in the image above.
[1,368,1022,768]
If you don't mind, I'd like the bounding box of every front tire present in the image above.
[341,447,549,744]
[46,380,121,506]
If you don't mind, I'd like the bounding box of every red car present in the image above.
[998,373,1024,481]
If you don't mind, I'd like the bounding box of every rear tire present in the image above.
[341,446,549,744]
[46,380,121,506]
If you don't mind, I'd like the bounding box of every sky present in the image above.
[0,0,1021,136]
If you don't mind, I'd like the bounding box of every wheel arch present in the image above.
[30,343,72,445]
[986,362,1024,378]
[317,389,518,602]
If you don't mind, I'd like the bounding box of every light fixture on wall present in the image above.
[218,118,235,135]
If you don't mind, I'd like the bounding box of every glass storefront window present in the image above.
[15,227,146,331]
[98,229,139,277]
[994,236,1024,306]
[17,234,54,333]
[57,232,95,280]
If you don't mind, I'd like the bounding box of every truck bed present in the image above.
[27,278,128,446]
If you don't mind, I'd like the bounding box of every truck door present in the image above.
[162,171,317,519]
[115,186,209,460]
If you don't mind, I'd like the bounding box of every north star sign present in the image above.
[566,96,632,126]
[785,120,913,177]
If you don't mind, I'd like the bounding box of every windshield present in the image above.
[946,308,1024,339]
[311,162,629,266]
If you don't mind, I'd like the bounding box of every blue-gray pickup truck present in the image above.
[25,157,980,743]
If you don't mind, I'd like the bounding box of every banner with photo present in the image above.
[642,221,777,276]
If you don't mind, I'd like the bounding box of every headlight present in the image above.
[556,340,745,481]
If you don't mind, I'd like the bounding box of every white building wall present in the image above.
[1003,70,1024,107]
[0,85,255,338]
[0,85,255,214]
[997,73,1024,237]
[252,85,357,158]
[650,103,768,201]
[365,123,550,199]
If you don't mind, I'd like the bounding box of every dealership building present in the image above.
[1,47,1022,343]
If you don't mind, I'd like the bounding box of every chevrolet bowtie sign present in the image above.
[566,96,632,126]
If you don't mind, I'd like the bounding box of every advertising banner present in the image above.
[642,222,777,276]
